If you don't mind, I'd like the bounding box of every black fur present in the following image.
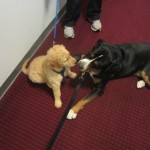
[78,39,150,95]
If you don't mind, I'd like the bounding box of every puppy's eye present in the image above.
[64,57,69,62]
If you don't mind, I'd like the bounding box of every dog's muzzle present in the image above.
[78,59,91,71]
[78,55,103,71]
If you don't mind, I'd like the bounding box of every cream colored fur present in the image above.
[22,44,77,108]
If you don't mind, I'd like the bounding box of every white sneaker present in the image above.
[91,20,102,32]
[64,26,75,38]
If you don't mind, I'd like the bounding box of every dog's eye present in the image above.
[63,57,69,62]
[94,61,98,64]
[91,53,94,58]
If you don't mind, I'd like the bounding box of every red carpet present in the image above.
[1,0,150,150]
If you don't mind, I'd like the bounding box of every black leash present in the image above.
[46,73,85,150]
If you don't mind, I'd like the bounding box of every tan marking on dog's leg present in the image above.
[72,91,98,113]
[141,71,150,86]
[71,99,91,113]
[67,90,99,119]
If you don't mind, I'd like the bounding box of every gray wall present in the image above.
[0,0,66,87]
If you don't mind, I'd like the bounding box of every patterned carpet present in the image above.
[0,0,150,150]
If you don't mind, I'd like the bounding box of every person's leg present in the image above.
[64,0,81,38]
[64,0,81,26]
[87,0,102,21]
[87,0,102,31]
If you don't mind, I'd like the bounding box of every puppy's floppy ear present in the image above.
[96,39,105,45]
[45,49,60,69]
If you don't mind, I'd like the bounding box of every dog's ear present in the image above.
[46,57,62,70]
[45,52,61,69]
[96,39,105,45]
[45,57,56,68]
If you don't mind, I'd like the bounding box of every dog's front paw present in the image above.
[69,72,77,79]
[55,100,62,108]
[67,109,77,119]
[137,80,145,88]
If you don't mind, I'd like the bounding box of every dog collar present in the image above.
[51,68,65,77]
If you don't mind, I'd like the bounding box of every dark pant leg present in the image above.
[64,0,81,27]
[87,0,102,21]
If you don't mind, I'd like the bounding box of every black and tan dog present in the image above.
[67,39,150,119]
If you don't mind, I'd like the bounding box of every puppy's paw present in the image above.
[137,80,145,88]
[55,100,62,108]
[67,109,77,119]
[69,72,77,79]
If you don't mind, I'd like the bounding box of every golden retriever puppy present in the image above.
[22,44,77,108]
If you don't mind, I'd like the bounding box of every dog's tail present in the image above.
[21,59,29,75]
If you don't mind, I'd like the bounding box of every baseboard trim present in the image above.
[0,6,66,100]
